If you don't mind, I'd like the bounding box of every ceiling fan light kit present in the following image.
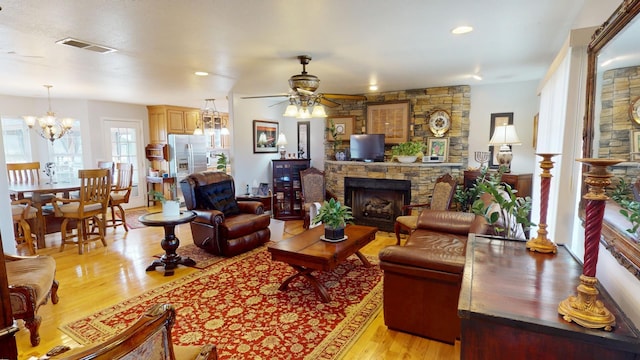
[243,55,366,118]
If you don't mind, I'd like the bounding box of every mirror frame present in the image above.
[583,0,640,279]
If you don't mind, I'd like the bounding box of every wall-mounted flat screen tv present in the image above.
[349,134,385,162]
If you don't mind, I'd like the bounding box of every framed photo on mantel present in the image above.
[366,101,410,144]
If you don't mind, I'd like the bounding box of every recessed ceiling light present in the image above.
[195,71,209,76]
[369,84,378,91]
[451,26,473,35]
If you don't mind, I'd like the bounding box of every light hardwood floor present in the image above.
[14,211,459,360]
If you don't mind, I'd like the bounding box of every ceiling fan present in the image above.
[241,55,367,117]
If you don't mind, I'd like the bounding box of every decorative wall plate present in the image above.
[631,97,640,124]
[428,110,451,137]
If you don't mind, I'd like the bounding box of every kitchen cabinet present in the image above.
[147,105,201,138]
[166,108,200,134]
[147,106,168,144]
[272,159,310,220]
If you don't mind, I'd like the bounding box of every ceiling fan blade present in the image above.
[241,94,289,99]
[268,99,289,108]
[319,97,341,108]
[321,93,368,101]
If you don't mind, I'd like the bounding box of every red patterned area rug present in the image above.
[154,243,225,269]
[115,208,149,229]
[59,246,382,359]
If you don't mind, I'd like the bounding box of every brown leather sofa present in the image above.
[181,171,271,257]
[378,210,489,344]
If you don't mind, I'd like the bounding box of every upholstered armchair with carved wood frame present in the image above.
[394,173,457,244]
[5,254,59,346]
[51,304,217,360]
[299,167,337,229]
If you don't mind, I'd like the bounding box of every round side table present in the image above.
[138,211,197,276]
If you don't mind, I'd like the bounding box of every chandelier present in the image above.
[23,85,74,143]
[195,98,230,135]
[283,95,327,119]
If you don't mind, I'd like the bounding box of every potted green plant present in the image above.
[471,170,534,239]
[215,153,228,172]
[391,141,425,163]
[148,184,180,216]
[312,198,354,240]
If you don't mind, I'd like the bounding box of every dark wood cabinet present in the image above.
[237,195,273,213]
[272,159,310,220]
[463,170,532,198]
[458,234,640,359]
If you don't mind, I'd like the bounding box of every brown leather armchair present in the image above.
[379,210,489,344]
[181,171,271,257]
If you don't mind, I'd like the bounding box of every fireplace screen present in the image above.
[345,177,411,232]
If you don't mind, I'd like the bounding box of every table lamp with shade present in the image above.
[489,123,521,173]
[276,133,288,159]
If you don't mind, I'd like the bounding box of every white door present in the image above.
[102,119,145,208]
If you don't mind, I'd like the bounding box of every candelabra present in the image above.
[474,151,490,169]
[526,153,559,253]
[558,158,622,331]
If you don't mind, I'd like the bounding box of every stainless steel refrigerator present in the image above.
[168,134,208,201]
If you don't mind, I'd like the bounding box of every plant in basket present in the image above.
[312,198,354,240]
[391,141,425,163]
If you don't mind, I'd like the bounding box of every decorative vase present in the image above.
[162,200,180,217]
[397,155,417,163]
[324,225,345,240]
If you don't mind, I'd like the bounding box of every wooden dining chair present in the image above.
[52,169,112,254]
[106,162,134,232]
[11,199,38,255]
[7,162,43,199]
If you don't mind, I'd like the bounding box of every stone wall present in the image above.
[324,85,471,165]
[599,66,640,186]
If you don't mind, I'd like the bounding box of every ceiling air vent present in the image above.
[55,38,117,54]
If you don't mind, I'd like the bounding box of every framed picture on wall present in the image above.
[427,137,449,161]
[297,121,310,159]
[253,120,278,153]
[366,101,410,144]
[327,116,355,142]
[489,112,514,168]
[631,130,640,160]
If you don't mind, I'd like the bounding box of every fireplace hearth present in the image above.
[344,177,411,232]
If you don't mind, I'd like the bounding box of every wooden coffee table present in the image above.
[267,224,378,302]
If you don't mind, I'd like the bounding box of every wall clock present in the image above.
[631,97,640,125]
[428,110,451,137]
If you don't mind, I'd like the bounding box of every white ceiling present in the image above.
[0,0,619,112]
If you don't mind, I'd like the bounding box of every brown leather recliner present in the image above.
[181,171,271,257]
[378,210,489,344]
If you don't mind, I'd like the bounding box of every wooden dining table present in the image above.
[8,180,81,249]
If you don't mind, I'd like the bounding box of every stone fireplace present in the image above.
[344,177,411,232]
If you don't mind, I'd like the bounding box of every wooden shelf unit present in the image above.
[272,159,310,220]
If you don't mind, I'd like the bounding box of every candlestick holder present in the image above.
[557,158,623,331]
[526,153,559,254]
[474,151,490,169]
